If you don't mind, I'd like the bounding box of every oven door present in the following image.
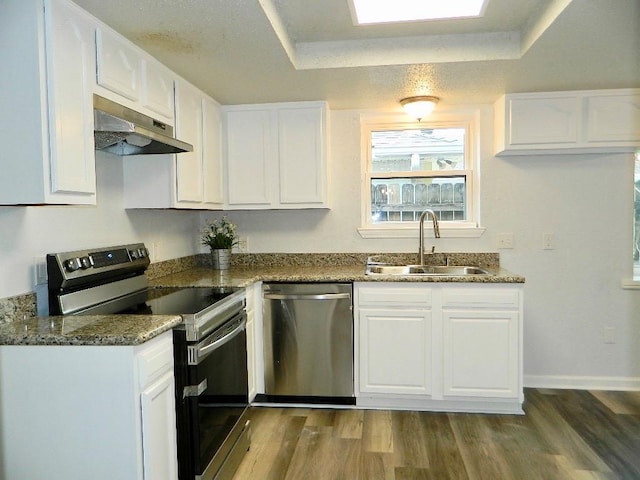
[174,310,250,480]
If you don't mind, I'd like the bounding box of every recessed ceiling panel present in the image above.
[349,0,489,25]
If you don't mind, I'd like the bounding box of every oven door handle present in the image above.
[188,312,246,365]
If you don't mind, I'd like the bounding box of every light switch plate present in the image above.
[542,233,555,250]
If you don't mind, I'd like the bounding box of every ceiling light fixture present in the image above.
[350,0,488,25]
[400,96,440,121]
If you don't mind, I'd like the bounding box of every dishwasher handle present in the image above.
[264,292,351,301]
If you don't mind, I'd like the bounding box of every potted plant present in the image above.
[201,216,238,270]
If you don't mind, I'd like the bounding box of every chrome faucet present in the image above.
[418,209,440,265]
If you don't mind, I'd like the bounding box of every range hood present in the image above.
[93,94,193,155]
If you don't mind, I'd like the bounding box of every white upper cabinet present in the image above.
[174,78,224,209]
[225,108,273,207]
[95,26,175,125]
[96,28,141,102]
[586,93,640,144]
[278,105,327,206]
[123,78,223,210]
[175,79,205,204]
[494,89,640,155]
[0,0,97,205]
[202,97,224,205]
[223,101,329,209]
[143,59,176,121]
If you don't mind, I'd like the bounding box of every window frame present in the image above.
[358,110,484,239]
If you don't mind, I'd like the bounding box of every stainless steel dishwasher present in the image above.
[262,283,354,401]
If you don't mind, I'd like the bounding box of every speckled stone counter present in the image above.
[150,252,524,289]
[0,292,37,325]
[0,314,181,346]
[0,251,523,346]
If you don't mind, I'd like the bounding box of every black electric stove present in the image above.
[45,243,251,480]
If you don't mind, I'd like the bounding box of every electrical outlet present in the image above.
[497,233,514,249]
[235,237,248,253]
[542,233,555,250]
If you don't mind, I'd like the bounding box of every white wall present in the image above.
[0,151,201,299]
[2,106,637,387]
[202,107,640,387]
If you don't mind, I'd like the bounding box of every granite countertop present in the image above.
[0,252,524,347]
[0,314,181,346]
[149,263,525,289]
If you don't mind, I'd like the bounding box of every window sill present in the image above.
[357,224,486,239]
[621,279,640,289]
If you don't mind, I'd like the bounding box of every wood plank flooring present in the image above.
[232,389,640,480]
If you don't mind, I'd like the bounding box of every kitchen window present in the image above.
[358,111,482,238]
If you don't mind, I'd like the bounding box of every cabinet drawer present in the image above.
[442,288,520,309]
[357,285,432,307]
[138,333,174,389]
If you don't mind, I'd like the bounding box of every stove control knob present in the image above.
[138,248,147,258]
[130,249,138,260]
[64,258,82,272]
[79,256,92,269]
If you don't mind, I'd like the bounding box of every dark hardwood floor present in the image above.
[232,389,640,480]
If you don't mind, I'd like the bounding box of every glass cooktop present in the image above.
[76,286,242,316]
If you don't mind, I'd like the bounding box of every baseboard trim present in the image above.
[524,375,640,391]
[356,396,524,415]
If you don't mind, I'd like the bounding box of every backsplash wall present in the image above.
[0,151,201,302]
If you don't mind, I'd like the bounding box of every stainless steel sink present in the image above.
[365,264,492,276]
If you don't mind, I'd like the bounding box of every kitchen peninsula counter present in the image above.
[0,314,181,346]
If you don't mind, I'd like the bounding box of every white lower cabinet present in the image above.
[442,310,519,398]
[140,371,179,480]
[359,308,432,395]
[0,330,178,480]
[354,282,523,414]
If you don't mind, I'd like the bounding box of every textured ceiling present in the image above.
[72,0,640,110]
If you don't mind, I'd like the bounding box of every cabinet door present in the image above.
[45,0,96,197]
[278,105,327,206]
[175,80,204,204]
[96,28,141,101]
[586,92,640,143]
[202,97,224,206]
[225,109,273,207]
[508,95,580,146]
[143,59,175,122]
[140,371,178,480]
[359,308,432,395]
[442,310,519,398]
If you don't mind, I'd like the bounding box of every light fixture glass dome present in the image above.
[400,96,440,121]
